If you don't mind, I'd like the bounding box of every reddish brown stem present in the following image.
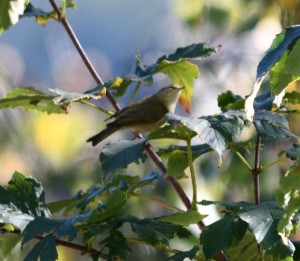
[253,135,261,205]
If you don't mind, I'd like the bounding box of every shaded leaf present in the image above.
[129,171,162,191]
[0,87,67,114]
[7,172,51,218]
[167,150,189,178]
[100,230,131,259]
[283,91,300,105]
[286,143,300,162]
[0,0,27,34]
[253,111,295,139]
[168,246,199,261]
[0,233,21,259]
[157,211,205,226]
[100,138,147,177]
[151,112,246,157]
[218,91,244,112]
[23,234,57,261]
[22,217,78,246]
[200,215,248,258]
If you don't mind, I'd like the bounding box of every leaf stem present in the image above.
[129,191,184,212]
[231,149,252,171]
[78,100,114,116]
[129,81,141,104]
[260,157,286,172]
[187,138,197,210]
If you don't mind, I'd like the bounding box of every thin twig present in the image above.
[48,0,120,112]
[78,100,114,116]
[231,149,252,171]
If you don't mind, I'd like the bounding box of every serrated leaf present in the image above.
[100,230,131,259]
[7,172,51,218]
[49,88,102,105]
[283,91,300,105]
[23,234,57,261]
[156,60,198,112]
[130,217,191,246]
[218,91,244,112]
[0,87,67,114]
[0,0,27,34]
[257,25,300,80]
[200,215,248,258]
[157,211,205,226]
[276,168,300,235]
[238,203,295,259]
[168,246,199,261]
[151,112,246,157]
[100,138,147,177]
[22,216,78,246]
[270,48,300,95]
[253,111,295,139]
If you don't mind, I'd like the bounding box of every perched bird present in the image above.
[87,85,184,146]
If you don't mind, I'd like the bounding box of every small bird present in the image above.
[87,85,184,146]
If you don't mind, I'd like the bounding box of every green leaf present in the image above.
[0,0,27,34]
[286,143,300,163]
[257,25,300,80]
[167,150,189,178]
[276,168,300,235]
[200,215,248,258]
[156,60,198,112]
[49,88,102,105]
[253,111,295,139]
[270,47,300,95]
[6,172,51,218]
[0,172,50,231]
[0,233,21,259]
[129,217,191,246]
[22,217,78,246]
[23,234,57,261]
[0,87,67,114]
[167,246,199,261]
[151,112,246,157]
[239,203,295,259]
[100,230,131,259]
[100,138,147,177]
[102,190,127,219]
[283,91,300,105]
[128,171,162,191]
[157,210,205,226]
[217,91,244,112]
[199,200,298,259]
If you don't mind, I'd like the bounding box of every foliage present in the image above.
[0,1,300,261]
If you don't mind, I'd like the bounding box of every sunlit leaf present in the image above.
[0,0,27,34]
[0,87,67,114]
[157,211,205,226]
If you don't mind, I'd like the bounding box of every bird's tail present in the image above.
[87,126,119,146]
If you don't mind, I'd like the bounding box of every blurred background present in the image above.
[0,0,299,260]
